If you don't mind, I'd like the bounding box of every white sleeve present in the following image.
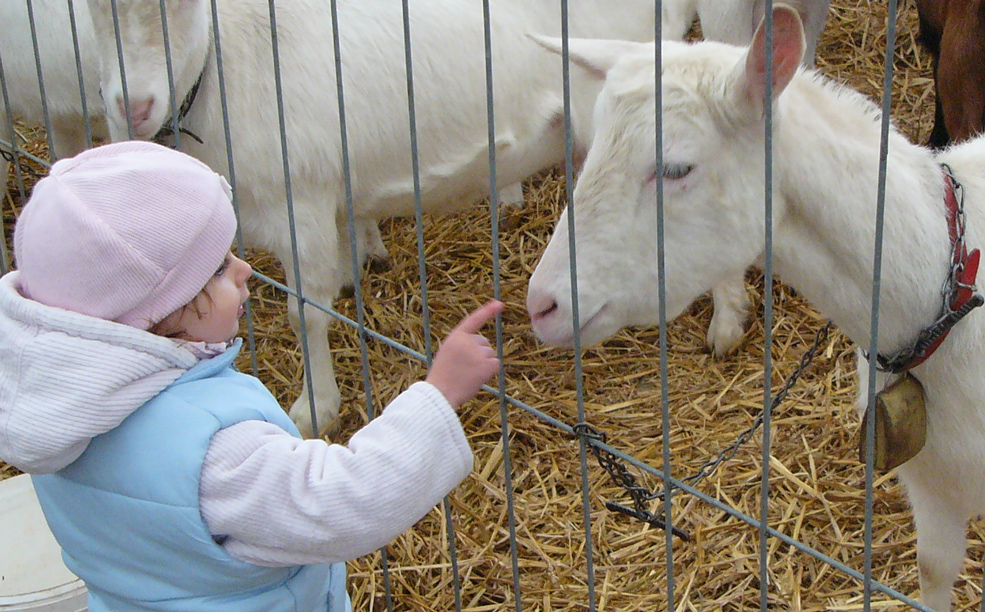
[199,381,474,567]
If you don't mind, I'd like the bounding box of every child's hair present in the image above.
[148,284,218,338]
[12,141,238,330]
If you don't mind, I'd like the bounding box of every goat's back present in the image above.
[153,0,654,217]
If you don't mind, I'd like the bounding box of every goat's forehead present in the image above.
[604,41,739,110]
[663,45,739,92]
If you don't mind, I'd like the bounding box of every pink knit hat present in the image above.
[13,141,238,330]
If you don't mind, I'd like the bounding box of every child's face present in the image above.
[166,252,252,343]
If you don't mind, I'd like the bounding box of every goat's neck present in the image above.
[770,76,952,356]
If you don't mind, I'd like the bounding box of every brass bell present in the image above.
[859,372,927,471]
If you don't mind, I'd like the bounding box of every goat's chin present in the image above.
[107,124,130,143]
[138,127,161,141]
[106,117,166,142]
[532,306,618,349]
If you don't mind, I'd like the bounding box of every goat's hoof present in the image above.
[706,321,746,358]
[289,397,341,439]
[499,209,525,233]
[337,284,355,300]
[366,255,392,275]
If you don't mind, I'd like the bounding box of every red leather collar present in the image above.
[875,165,983,373]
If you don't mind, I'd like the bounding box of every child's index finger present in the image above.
[453,300,504,335]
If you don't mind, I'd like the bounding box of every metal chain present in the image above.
[573,422,692,541]
[575,320,833,541]
[1,148,47,180]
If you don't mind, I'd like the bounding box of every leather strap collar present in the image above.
[875,164,983,373]
[152,68,206,146]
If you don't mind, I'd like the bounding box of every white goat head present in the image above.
[87,0,211,141]
[527,6,804,348]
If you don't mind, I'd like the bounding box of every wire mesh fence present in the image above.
[3,1,983,611]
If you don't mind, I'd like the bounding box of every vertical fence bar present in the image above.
[66,0,95,151]
[25,0,57,160]
[207,0,260,377]
[326,2,395,607]
[107,0,135,140]
[0,49,16,275]
[865,1,900,610]
[397,2,466,610]
[653,2,676,609]
[559,1,596,609]
[562,7,603,612]
[155,0,183,149]
[759,3,776,609]
[479,2,523,609]
[0,232,7,275]
[399,3,432,403]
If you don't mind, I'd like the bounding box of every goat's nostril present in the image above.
[531,301,558,323]
[130,98,154,128]
[527,289,560,323]
[117,95,154,130]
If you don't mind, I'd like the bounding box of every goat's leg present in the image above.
[662,0,698,41]
[799,0,830,67]
[498,182,525,207]
[358,219,391,274]
[279,235,347,438]
[707,274,750,356]
[856,349,963,611]
[929,92,951,149]
[338,218,390,298]
[285,280,341,438]
[902,477,966,612]
[935,12,985,145]
[697,0,755,46]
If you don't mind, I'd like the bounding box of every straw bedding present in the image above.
[4,1,984,609]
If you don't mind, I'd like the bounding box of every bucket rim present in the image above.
[0,574,86,606]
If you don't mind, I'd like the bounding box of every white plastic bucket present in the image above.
[0,475,87,611]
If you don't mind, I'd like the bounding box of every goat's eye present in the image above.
[662,164,693,180]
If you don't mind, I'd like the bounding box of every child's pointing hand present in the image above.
[426,300,504,409]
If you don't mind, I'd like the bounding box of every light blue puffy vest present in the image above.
[32,344,351,612]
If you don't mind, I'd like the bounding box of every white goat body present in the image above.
[526,6,985,610]
[697,0,830,66]
[0,0,105,160]
[86,0,719,437]
[1,0,106,274]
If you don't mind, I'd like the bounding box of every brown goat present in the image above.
[916,0,985,148]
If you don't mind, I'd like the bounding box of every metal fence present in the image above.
[1,0,979,610]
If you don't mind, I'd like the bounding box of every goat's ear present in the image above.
[731,3,805,117]
[527,34,645,81]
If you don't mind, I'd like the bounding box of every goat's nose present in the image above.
[526,289,559,324]
[117,95,154,131]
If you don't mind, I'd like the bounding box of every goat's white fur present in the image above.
[1,0,108,274]
[527,5,985,609]
[86,0,730,437]
[0,0,106,162]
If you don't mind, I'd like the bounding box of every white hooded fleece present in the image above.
[0,271,474,567]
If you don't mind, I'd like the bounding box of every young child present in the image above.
[0,141,504,611]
